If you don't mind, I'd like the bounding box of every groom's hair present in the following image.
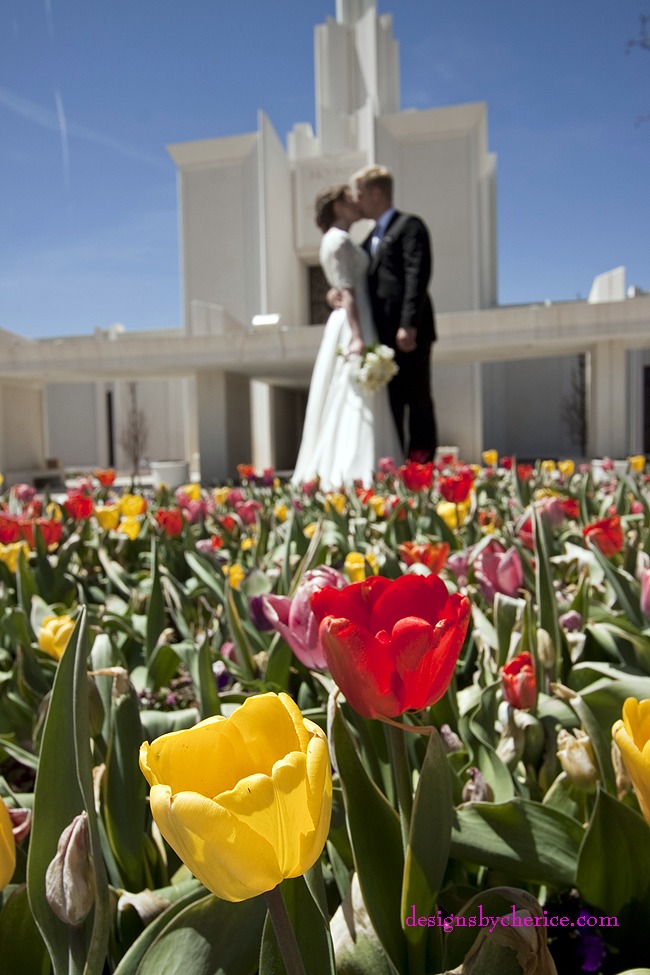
[314,184,349,232]
[352,164,393,202]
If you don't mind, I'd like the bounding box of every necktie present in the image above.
[370,224,383,256]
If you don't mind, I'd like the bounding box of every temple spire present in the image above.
[335,0,375,26]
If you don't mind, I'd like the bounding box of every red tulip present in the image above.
[438,467,474,503]
[95,468,116,487]
[501,651,537,710]
[561,497,580,520]
[398,541,450,574]
[398,461,434,492]
[64,492,94,520]
[0,515,21,545]
[155,508,184,537]
[582,515,623,557]
[311,574,470,719]
[20,518,63,548]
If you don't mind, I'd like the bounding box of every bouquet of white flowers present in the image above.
[349,342,399,394]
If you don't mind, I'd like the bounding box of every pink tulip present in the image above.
[235,499,262,525]
[261,566,347,670]
[474,541,523,602]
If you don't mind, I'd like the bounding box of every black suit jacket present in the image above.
[365,210,436,352]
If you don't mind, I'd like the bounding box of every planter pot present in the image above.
[150,460,189,490]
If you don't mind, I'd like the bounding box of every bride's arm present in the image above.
[340,288,364,355]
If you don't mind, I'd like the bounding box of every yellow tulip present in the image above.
[213,486,230,507]
[612,697,650,825]
[0,541,30,574]
[540,459,556,474]
[223,563,245,590]
[118,516,141,541]
[120,493,147,517]
[274,503,288,523]
[325,493,346,515]
[94,504,121,531]
[139,692,332,902]
[436,499,470,530]
[240,537,255,552]
[482,449,498,468]
[303,522,318,539]
[628,455,646,474]
[38,614,76,661]
[344,551,378,582]
[557,459,575,477]
[179,482,201,502]
[368,495,386,518]
[0,799,15,891]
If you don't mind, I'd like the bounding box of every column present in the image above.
[587,341,627,458]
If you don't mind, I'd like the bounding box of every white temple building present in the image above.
[1,0,649,487]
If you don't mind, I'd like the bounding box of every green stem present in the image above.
[68,924,86,975]
[264,885,307,975]
[388,721,413,851]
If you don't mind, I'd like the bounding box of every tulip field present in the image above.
[1,455,650,974]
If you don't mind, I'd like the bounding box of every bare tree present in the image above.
[562,355,587,456]
[119,382,149,478]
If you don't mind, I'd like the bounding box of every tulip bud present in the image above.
[556,729,599,792]
[439,723,463,754]
[45,812,94,926]
[536,628,556,669]
[461,767,494,803]
[501,652,537,710]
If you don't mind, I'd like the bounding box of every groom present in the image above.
[351,164,438,463]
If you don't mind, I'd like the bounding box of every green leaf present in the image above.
[0,884,50,974]
[533,507,562,682]
[401,728,452,974]
[260,875,336,975]
[115,891,266,975]
[493,593,525,669]
[102,675,149,891]
[16,548,37,618]
[184,550,226,601]
[145,538,167,656]
[26,609,110,975]
[225,584,256,680]
[587,541,644,629]
[98,546,137,599]
[576,788,650,915]
[331,701,407,973]
[450,798,583,888]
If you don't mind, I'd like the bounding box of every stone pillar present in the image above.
[432,361,484,462]
[587,341,628,458]
[195,370,252,484]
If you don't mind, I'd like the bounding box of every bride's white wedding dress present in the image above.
[292,227,403,489]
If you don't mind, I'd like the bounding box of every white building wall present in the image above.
[46,383,101,468]
[258,113,301,326]
[170,135,262,331]
[376,104,495,314]
[481,356,580,459]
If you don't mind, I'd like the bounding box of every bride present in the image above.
[292,185,403,490]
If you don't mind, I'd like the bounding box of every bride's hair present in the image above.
[314,185,349,232]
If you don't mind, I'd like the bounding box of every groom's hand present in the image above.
[396,325,417,353]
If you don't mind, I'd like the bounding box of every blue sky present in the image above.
[1,0,648,338]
